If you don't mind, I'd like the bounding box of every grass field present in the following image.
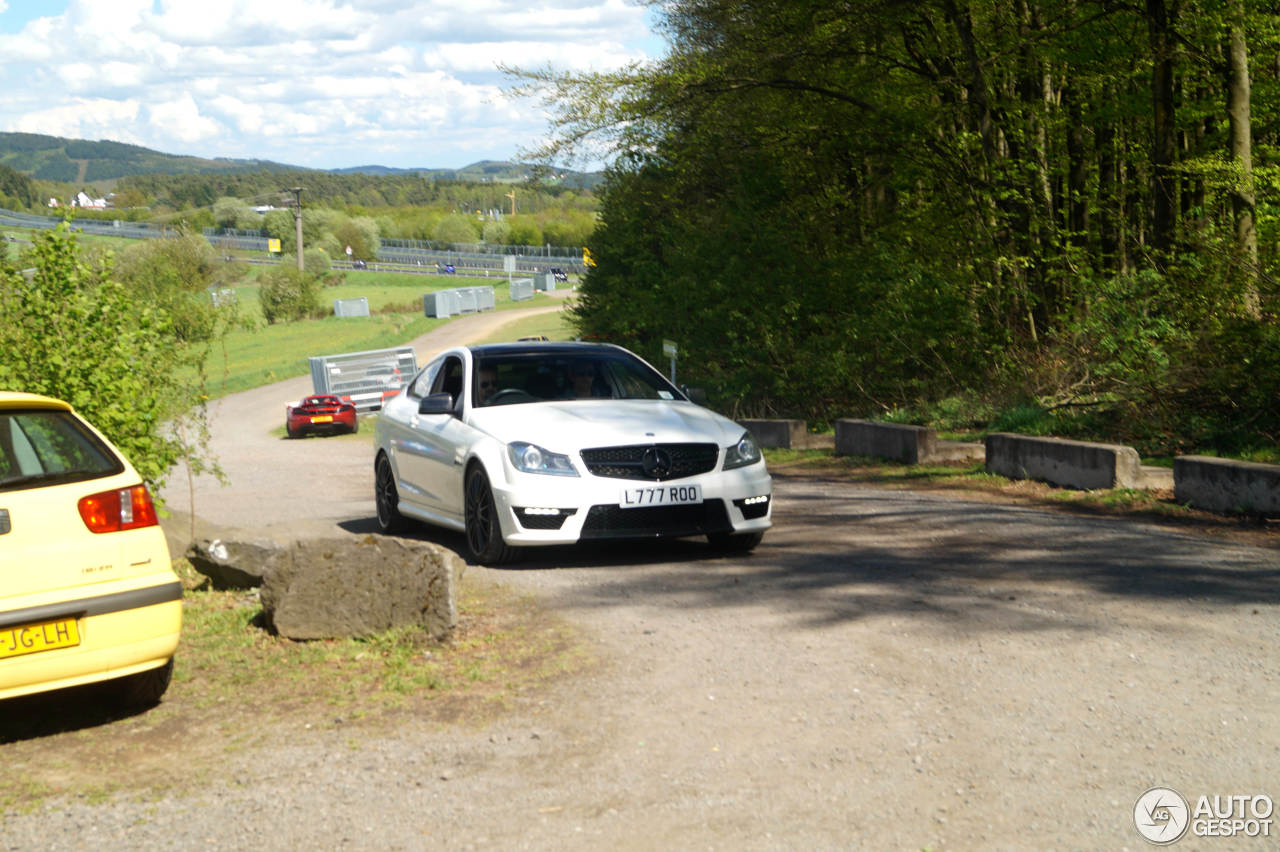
[202,272,578,398]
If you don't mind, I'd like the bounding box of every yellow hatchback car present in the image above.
[0,392,182,705]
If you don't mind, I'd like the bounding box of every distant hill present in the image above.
[0,132,602,189]
[332,159,603,189]
[0,132,303,183]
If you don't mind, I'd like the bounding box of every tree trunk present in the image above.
[1227,0,1260,316]
[1146,0,1177,257]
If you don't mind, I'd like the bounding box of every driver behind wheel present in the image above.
[476,366,498,404]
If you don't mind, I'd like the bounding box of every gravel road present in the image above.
[4,304,1278,850]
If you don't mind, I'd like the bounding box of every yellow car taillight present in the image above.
[77,484,159,533]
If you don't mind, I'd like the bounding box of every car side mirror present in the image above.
[418,392,454,415]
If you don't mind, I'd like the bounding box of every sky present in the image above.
[0,0,663,171]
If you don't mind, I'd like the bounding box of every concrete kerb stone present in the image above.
[1174,455,1280,515]
[985,432,1144,491]
[833,419,984,465]
[738,419,806,450]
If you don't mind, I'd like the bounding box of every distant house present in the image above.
[73,191,107,210]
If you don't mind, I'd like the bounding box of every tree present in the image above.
[115,227,240,342]
[510,0,1280,451]
[0,224,214,488]
[213,196,250,228]
[432,213,480,244]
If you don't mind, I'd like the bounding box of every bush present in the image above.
[258,265,323,324]
[0,225,191,486]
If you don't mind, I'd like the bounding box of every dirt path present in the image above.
[158,300,568,541]
[4,303,1278,849]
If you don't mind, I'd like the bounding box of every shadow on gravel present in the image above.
[339,517,743,570]
[336,483,1279,633]
[0,680,157,743]
[524,485,1280,633]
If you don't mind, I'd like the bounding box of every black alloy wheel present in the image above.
[464,466,519,564]
[375,454,408,533]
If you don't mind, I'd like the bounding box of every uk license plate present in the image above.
[310,415,334,423]
[619,483,701,509]
[0,617,81,660]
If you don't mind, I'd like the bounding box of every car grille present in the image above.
[579,443,719,481]
[579,499,732,539]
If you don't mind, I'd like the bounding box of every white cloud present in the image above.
[0,0,659,168]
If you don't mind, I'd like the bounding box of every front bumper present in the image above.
[489,463,773,546]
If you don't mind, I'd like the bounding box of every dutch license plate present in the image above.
[0,617,81,660]
[310,415,334,423]
[619,483,701,509]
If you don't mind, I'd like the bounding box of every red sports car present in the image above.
[285,395,358,438]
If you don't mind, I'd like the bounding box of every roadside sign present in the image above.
[268,238,282,253]
[663,340,678,357]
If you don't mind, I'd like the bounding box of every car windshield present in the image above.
[473,352,682,407]
[0,409,123,491]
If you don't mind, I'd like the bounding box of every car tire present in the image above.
[707,531,764,554]
[375,454,409,534]
[286,422,300,439]
[115,657,173,707]
[350,417,359,435]
[464,466,520,565]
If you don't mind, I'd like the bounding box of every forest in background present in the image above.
[518,0,1280,455]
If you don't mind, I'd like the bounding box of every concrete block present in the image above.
[737,419,806,450]
[1174,456,1280,514]
[985,433,1143,490]
[835,419,934,464]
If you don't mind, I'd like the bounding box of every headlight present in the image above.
[508,441,579,476]
[723,432,762,470]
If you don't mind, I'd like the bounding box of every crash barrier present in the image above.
[308,346,417,411]
[985,433,1144,490]
[835,419,984,465]
[333,297,370,318]
[510,278,535,302]
[1175,456,1280,514]
[423,286,496,318]
[535,272,557,291]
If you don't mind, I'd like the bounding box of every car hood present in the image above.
[469,399,746,450]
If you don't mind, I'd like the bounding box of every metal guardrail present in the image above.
[307,346,417,411]
[1,208,588,274]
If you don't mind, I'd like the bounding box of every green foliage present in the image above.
[114,227,242,342]
[258,264,324,324]
[432,213,480,243]
[212,196,249,228]
[0,225,194,486]
[525,0,1280,456]
[0,163,36,208]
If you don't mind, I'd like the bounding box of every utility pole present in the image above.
[285,187,304,272]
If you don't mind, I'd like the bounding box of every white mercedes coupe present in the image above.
[373,342,772,563]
